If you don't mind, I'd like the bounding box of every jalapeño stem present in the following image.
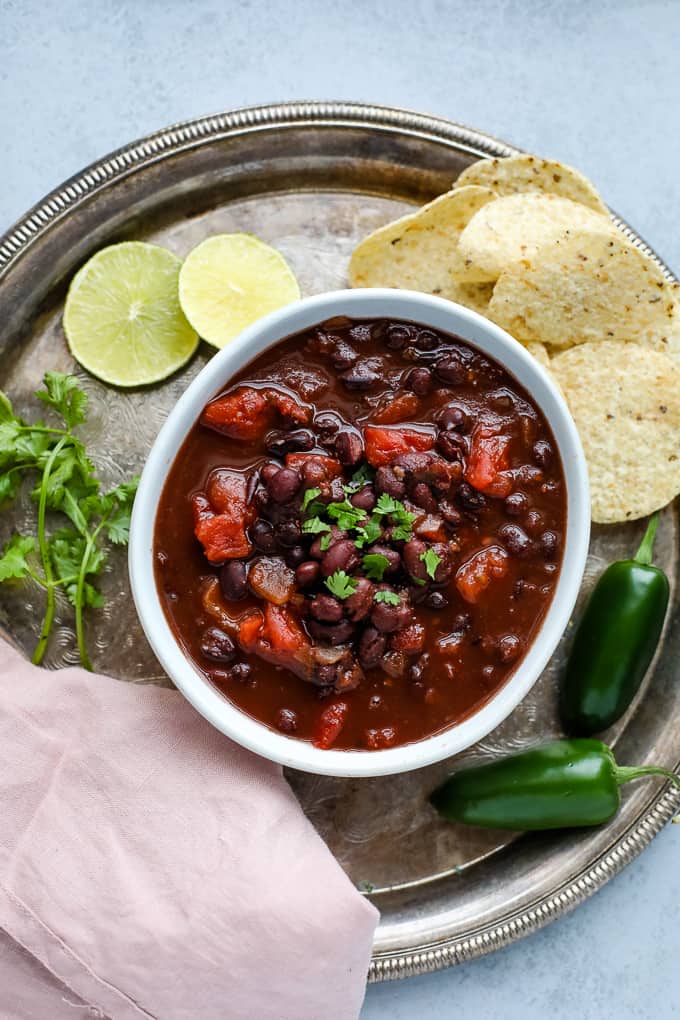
[634,512,660,566]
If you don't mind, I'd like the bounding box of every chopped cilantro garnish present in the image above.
[302,517,331,535]
[319,532,332,551]
[374,493,401,516]
[392,520,414,542]
[374,590,401,606]
[373,493,416,541]
[301,487,322,512]
[325,570,358,600]
[327,498,366,531]
[362,552,391,581]
[420,547,442,580]
[344,463,375,493]
[354,515,382,549]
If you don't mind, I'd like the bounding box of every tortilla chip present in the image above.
[552,342,680,522]
[456,193,613,281]
[348,186,496,293]
[456,282,495,316]
[455,155,609,215]
[524,340,551,369]
[487,228,679,351]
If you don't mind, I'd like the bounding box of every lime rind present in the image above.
[63,241,199,387]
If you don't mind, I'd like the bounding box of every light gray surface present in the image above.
[1,1,679,1017]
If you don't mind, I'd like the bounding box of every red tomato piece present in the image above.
[262,603,309,655]
[237,610,265,651]
[314,701,349,749]
[363,425,435,467]
[285,453,343,479]
[371,392,420,425]
[465,428,511,495]
[192,470,255,563]
[455,545,509,604]
[201,386,310,441]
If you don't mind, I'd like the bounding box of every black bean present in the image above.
[406,366,434,396]
[200,627,236,663]
[504,491,529,516]
[345,577,376,621]
[403,538,429,582]
[335,430,364,465]
[371,601,411,633]
[358,626,387,668]
[524,509,544,533]
[307,619,355,645]
[385,324,411,349]
[275,708,299,733]
[331,340,358,371]
[415,329,439,351]
[375,465,406,499]
[300,460,328,487]
[219,561,247,601]
[264,428,315,457]
[313,410,344,439]
[411,482,438,512]
[439,499,462,526]
[498,634,522,663]
[321,539,360,577]
[350,485,376,512]
[339,363,380,390]
[392,451,432,475]
[349,324,372,344]
[310,594,344,623]
[260,462,280,484]
[277,519,302,547]
[295,560,321,587]
[436,404,469,431]
[285,545,306,567]
[367,543,401,575]
[437,430,467,462]
[456,481,486,512]
[266,466,302,502]
[251,519,277,553]
[435,352,466,385]
[533,440,553,468]
[227,662,252,684]
[499,523,533,558]
[540,530,559,560]
[382,650,408,678]
[424,589,448,610]
[516,464,544,487]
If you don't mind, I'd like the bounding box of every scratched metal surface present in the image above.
[0,104,678,978]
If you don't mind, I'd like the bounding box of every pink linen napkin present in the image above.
[0,640,378,1020]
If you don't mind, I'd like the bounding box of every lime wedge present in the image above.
[178,233,301,349]
[63,241,199,387]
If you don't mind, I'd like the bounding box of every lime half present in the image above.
[63,241,199,387]
[178,233,301,349]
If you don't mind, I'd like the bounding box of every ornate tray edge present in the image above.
[1,99,677,982]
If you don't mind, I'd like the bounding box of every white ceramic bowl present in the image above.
[129,289,590,777]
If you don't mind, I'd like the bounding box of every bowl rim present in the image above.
[129,288,590,777]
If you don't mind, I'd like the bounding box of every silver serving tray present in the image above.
[0,101,678,982]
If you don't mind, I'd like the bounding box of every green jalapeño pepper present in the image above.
[430,739,680,830]
[561,513,669,736]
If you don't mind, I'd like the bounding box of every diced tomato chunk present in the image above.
[371,392,420,425]
[237,610,265,650]
[465,427,511,495]
[201,386,310,441]
[192,469,255,563]
[262,603,309,655]
[313,701,349,749]
[363,425,435,467]
[285,453,343,480]
[455,545,509,604]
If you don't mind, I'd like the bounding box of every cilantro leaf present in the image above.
[362,552,391,582]
[392,521,414,542]
[301,487,322,512]
[103,479,139,544]
[49,528,107,606]
[0,534,36,581]
[420,547,442,580]
[0,392,16,425]
[354,516,382,549]
[325,570,358,600]
[319,533,332,551]
[36,372,88,428]
[302,516,331,535]
[327,498,366,531]
[374,493,401,516]
[374,590,401,606]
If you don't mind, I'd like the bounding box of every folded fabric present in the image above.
[0,640,378,1020]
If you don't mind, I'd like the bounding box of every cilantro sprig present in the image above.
[420,547,442,580]
[374,590,401,606]
[0,373,139,670]
[362,552,391,582]
[325,570,358,600]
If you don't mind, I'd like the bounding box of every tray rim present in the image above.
[1,99,678,982]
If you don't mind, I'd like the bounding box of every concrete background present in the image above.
[1,1,678,1016]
